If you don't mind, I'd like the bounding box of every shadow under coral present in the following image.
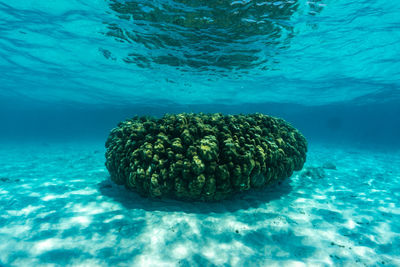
[98,176,294,214]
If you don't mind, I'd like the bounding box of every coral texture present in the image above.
[105,113,307,201]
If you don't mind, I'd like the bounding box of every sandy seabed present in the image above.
[0,141,399,266]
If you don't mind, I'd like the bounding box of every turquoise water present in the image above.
[1,0,400,266]
[1,0,399,107]
[1,0,399,145]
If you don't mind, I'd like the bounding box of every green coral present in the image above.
[105,113,307,201]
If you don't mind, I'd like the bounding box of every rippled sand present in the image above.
[0,141,399,266]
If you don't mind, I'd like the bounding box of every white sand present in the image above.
[0,141,399,266]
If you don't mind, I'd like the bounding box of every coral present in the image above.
[105,113,307,201]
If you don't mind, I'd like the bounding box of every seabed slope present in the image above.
[0,141,399,266]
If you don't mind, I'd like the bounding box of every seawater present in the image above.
[0,0,400,266]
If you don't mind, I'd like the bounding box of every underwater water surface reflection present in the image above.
[104,0,324,73]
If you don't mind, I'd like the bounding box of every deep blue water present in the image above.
[0,0,399,147]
